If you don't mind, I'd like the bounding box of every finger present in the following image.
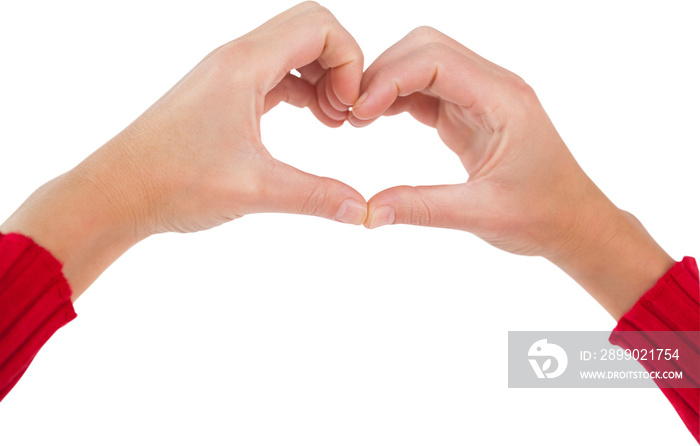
[359,26,491,93]
[257,159,367,225]
[351,43,495,127]
[315,74,350,121]
[264,73,345,127]
[264,73,315,113]
[365,184,481,231]
[384,94,441,126]
[248,2,364,107]
[348,92,440,128]
[325,69,350,112]
[297,61,326,85]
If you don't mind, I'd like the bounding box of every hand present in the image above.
[107,1,367,234]
[0,2,367,298]
[350,26,593,256]
[350,27,674,319]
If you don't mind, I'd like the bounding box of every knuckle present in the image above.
[210,40,254,81]
[301,1,333,21]
[299,0,322,9]
[209,47,235,75]
[509,75,535,96]
[409,25,440,42]
[404,196,434,226]
[301,181,332,216]
[420,41,449,58]
[504,74,538,111]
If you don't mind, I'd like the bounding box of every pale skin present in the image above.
[1,2,369,298]
[0,2,674,321]
[348,27,674,320]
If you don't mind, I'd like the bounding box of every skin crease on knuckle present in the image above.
[394,192,434,227]
[415,196,437,227]
[300,181,332,217]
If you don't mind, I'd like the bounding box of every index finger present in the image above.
[239,2,364,106]
[350,28,527,130]
[350,43,495,128]
[358,26,492,93]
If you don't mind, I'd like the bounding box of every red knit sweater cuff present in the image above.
[609,257,699,442]
[0,232,76,401]
[613,257,699,333]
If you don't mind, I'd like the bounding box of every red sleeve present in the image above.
[0,232,76,401]
[609,256,700,442]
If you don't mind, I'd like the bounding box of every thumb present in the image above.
[257,160,367,225]
[365,184,479,231]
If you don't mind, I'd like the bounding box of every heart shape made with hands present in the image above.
[244,9,589,262]
[256,23,544,244]
[256,25,519,234]
[152,2,586,261]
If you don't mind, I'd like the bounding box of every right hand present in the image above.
[349,26,604,258]
[349,27,673,318]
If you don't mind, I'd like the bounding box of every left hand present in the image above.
[100,1,368,235]
[1,2,368,297]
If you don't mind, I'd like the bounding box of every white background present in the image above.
[1,0,698,444]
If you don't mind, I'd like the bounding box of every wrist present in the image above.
[548,194,674,320]
[0,144,147,299]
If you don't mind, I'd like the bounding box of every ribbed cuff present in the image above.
[609,257,699,442]
[0,232,76,401]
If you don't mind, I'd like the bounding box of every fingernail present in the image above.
[353,92,368,110]
[335,199,367,225]
[368,206,395,229]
